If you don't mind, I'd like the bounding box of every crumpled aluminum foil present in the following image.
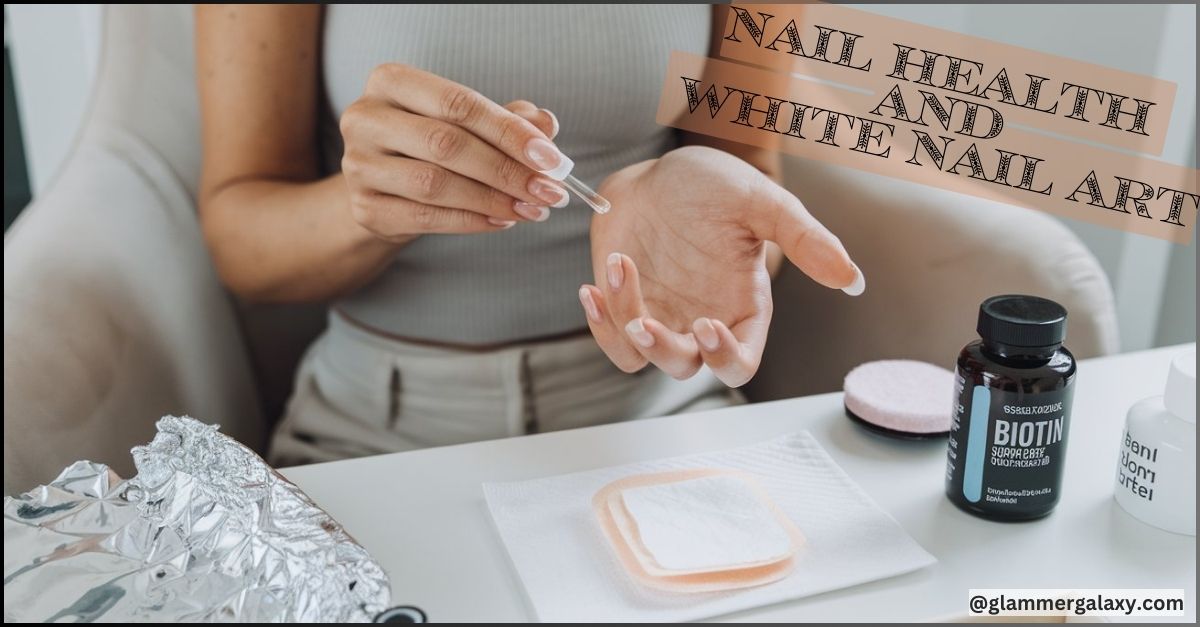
[3,416,390,622]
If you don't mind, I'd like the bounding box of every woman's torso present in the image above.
[321,4,711,345]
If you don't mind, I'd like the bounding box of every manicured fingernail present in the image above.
[579,287,601,323]
[606,253,624,290]
[626,318,655,348]
[525,137,573,180]
[524,138,563,171]
[529,178,569,208]
[694,318,720,351]
[540,108,560,139]
[488,218,516,228]
[841,263,866,296]
[513,202,549,222]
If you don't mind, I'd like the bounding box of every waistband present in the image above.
[321,310,615,391]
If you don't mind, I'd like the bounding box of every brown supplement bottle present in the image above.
[944,295,1076,521]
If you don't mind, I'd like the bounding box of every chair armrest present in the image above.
[746,158,1119,402]
[3,131,265,494]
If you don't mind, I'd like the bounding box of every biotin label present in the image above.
[946,374,1075,517]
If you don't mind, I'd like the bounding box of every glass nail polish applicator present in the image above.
[540,155,611,214]
[562,174,611,214]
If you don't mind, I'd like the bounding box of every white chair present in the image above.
[3,5,1118,494]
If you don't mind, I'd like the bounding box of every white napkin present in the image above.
[482,432,936,622]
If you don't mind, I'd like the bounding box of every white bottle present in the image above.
[1113,349,1195,536]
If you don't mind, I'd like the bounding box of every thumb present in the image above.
[748,179,865,296]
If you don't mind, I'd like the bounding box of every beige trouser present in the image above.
[268,312,743,466]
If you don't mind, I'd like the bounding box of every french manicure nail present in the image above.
[513,202,549,222]
[525,137,574,180]
[525,138,563,170]
[694,318,720,351]
[487,217,517,228]
[579,287,601,322]
[606,253,624,290]
[626,318,655,348]
[841,263,866,296]
[540,108,560,139]
[528,178,569,208]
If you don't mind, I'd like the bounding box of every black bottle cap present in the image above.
[977,295,1067,348]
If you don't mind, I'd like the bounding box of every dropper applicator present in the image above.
[539,155,611,214]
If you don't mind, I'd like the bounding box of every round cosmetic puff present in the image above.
[374,606,427,623]
[843,360,954,439]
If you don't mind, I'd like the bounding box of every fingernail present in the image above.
[525,137,573,180]
[513,202,549,222]
[841,263,866,296]
[579,287,601,323]
[540,108,560,139]
[488,218,516,228]
[694,318,720,351]
[529,178,569,208]
[626,318,655,348]
[606,253,624,290]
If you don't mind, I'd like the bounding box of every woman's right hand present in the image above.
[340,64,572,240]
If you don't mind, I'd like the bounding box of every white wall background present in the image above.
[7,4,1197,351]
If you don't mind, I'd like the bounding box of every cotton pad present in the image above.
[622,475,792,571]
[843,359,954,439]
[592,469,804,592]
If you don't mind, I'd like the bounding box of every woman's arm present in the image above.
[196,5,398,303]
[196,6,568,304]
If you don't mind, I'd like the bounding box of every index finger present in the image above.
[367,64,574,180]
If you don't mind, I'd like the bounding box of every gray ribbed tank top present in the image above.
[322,5,711,344]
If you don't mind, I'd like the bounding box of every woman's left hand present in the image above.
[581,146,864,387]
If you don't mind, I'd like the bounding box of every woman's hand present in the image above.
[580,146,864,387]
[340,64,573,240]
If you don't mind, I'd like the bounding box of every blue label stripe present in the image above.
[963,385,990,503]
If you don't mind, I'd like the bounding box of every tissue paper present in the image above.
[482,432,936,622]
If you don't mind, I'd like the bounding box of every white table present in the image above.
[282,344,1196,622]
